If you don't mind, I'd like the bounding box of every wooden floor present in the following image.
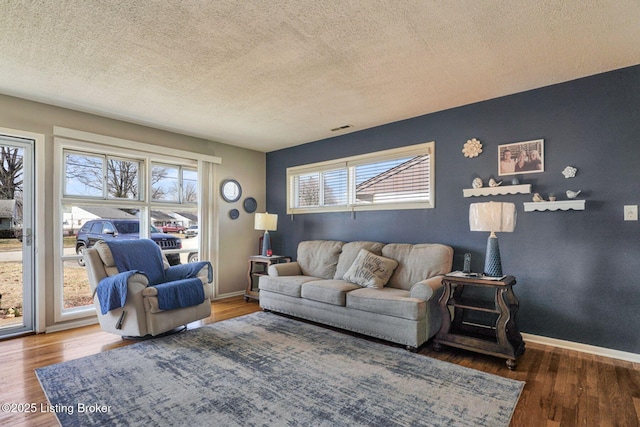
[1,296,639,426]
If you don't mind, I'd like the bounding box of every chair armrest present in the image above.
[410,275,445,301]
[165,262,212,283]
[141,276,208,297]
[268,261,302,276]
[92,272,149,299]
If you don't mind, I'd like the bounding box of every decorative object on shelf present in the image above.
[254,212,278,257]
[498,139,544,176]
[532,193,545,202]
[524,200,585,212]
[511,176,520,185]
[221,179,242,203]
[566,190,581,199]
[562,166,577,178]
[243,197,257,213]
[548,193,557,202]
[462,138,483,158]
[472,177,483,189]
[469,202,517,277]
[462,253,472,274]
[229,209,240,220]
[488,178,502,187]
[463,183,531,198]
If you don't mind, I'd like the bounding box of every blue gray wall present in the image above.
[266,65,640,354]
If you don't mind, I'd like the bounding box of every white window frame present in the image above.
[52,127,220,324]
[287,142,435,214]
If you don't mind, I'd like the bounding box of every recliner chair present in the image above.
[84,239,212,337]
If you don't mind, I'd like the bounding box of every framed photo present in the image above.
[498,139,544,176]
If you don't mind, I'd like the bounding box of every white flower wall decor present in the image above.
[562,166,577,178]
[462,138,483,158]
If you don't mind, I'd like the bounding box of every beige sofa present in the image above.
[259,240,453,349]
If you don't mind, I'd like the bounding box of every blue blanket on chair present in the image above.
[107,239,166,285]
[97,270,140,315]
[96,240,209,313]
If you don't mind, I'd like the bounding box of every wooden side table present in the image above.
[245,255,291,302]
[433,274,525,370]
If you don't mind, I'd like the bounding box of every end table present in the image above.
[433,274,525,370]
[245,255,291,302]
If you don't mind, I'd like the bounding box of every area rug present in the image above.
[36,312,524,426]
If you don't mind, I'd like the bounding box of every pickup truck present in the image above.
[161,224,186,233]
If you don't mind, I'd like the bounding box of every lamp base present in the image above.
[261,231,271,257]
[484,234,503,277]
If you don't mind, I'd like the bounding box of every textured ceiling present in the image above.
[1,1,639,152]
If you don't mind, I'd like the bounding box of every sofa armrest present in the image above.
[410,275,445,301]
[268,261,302,276]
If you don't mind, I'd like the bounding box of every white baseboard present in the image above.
[214,290,245,300]
[522,333,640,364]
[46,317,98,334]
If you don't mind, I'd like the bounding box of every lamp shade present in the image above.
[469,202,516,233]
[254,213,278,231]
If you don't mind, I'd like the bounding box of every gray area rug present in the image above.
[36,311,524,426]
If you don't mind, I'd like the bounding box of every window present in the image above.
[287,142,434,213]
[54,134,216,323]
[64,152,141,199]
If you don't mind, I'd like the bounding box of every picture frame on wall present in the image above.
[498,139,544,176]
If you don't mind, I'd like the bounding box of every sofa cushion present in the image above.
[297,240,344,279]
[346,287,426,321]
[259,275,319,298]
[334,241,385,280]
[301,280,360,306]
[343,249,398,289]
[382,243,454,290]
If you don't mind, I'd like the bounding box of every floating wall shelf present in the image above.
[463,184,531,198]
[523,200,585,212]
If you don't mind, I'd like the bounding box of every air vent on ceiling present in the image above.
[330,124,353,132]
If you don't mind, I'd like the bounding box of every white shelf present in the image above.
[523,200,585,212]
[463,184,531,198]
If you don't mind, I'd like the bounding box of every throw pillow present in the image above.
[343,249,398,289]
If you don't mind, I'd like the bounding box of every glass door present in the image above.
[0,134,34,338]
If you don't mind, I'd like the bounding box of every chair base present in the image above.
[121,325,188,341]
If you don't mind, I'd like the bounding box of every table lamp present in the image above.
[469,202,516,277]
[254,212,278,256]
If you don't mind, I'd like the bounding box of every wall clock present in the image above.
[221,179,242,203]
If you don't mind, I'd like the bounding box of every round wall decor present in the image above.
[221,179,242,203]
[243,197,257,213]
[229,209,240,220]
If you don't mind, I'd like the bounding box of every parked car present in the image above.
[161,223,186,233]
[75,219,182,266]
[184,225,198,238]
[180,234,199,264]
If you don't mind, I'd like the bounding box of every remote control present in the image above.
[116,311,127,329]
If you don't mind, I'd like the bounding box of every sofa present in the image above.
[259,240,454,349]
